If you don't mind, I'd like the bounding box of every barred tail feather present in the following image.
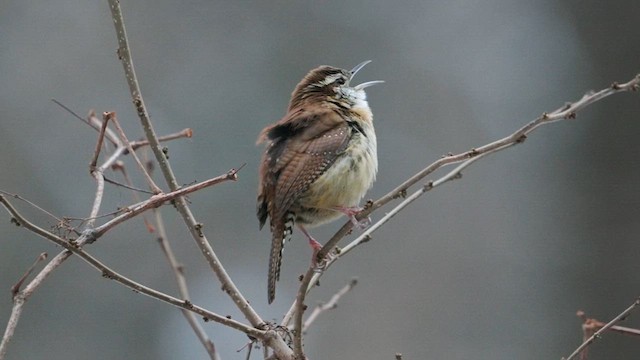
[268,213,295,304]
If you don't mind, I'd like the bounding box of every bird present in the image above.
[257,60,383,303]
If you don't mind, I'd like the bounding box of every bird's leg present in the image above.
[298,225,323,251]
[298,225,327,273]
[334,206,371,229]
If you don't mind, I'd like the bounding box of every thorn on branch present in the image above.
[11,252,48,299]
[183,299,194,309]
[362,234,373,243]
[194,223,204,237]
[516,134,527,143]
[564,112,577,120]
[611,81,621,90]
[133,97,145,118]
[363,199,374,210]
[220,283,231,295]
[468,148,479,157]
[393,189,407,199]
[541,112,549,120]
[162,147,169,159]
[102,270,113,279]
[176,264,185,274]
[424,181,434,191]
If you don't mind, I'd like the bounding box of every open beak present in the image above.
[349,60,384,90]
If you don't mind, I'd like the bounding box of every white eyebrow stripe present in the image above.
[317,73,342,86]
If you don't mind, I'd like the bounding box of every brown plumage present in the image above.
[257,61,382,303]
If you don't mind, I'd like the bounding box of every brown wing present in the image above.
[257,107,351,225]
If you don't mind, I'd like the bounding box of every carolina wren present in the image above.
[257,60,383,303]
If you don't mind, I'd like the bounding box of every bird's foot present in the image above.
[309,238,329,273]
[298,225,327,273]
[335,206,371,230]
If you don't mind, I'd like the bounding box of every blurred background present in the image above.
[1,1,639,359]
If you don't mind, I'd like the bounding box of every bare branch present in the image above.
[129,128,193,152]
[10,253,47,299]
[283,74,640,348]
[105,3,296,357]
[103,175,155,194]
[0,194,264,338]
[107,112,163,194]
[563,300,640,360]
[318,74,640,262]
[89,113,111,171]
[154,209,220,360]
[303,278,358,333]
[93,167,241,237]
[0,297,24,360]
[0,190,62,223]
[0,253,48,359]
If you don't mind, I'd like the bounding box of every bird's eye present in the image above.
[334,77,346,85]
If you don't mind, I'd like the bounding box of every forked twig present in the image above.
[287,74,640,356]
[563,299,640,360]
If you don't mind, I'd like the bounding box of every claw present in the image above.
[335,206,370,230]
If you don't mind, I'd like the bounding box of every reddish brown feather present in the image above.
[258,108,351,221]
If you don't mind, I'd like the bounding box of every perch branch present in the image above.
[154,208,219,359]
[0,194,263,337]
[284,74,640,353]
[302,278,358,333]
[106,4,288,358]
[563,300,640,360]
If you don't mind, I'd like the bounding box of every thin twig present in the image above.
[0,253,47,360]
[0,298,24,360]
[283,74,640,349]
[89,114,111,171]
[103,175,155,194]
[107,112,163,194]
[283,153,484,327]
[318,74,640,262]
[0,194,264,337]
[302,278,358,333]
[129,128,193,152]
[113,162,154,232]
[93,168,241,237]
[10,253,48,299]
[52,100,120,146]
[106,2,294,356]
[0,190,62,223]
[154,209,220,360]
[86,121,110,229]
[563,302,640,360]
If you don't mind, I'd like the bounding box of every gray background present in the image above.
[1,1,639,359]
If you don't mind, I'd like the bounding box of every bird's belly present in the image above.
[295,133,377,226]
